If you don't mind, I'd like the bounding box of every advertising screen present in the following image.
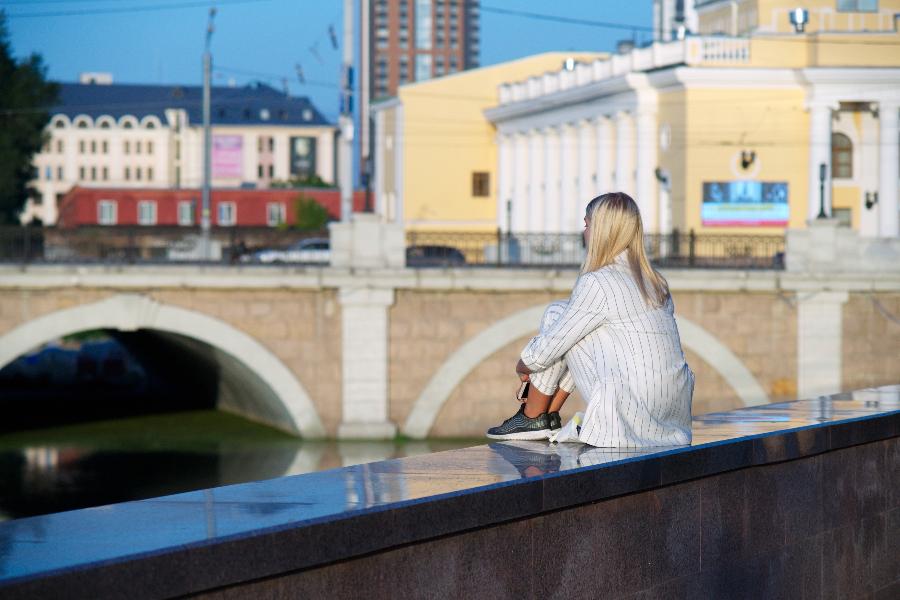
[701,181,789,227]
[212,135,243,179]
[290,136,317,178]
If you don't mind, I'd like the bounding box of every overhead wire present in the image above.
[3,0,274,18]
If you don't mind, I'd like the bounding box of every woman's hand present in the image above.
[516,358,531,382]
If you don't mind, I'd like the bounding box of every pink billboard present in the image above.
[212,135,243,179]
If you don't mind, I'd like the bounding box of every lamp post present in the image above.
[817,162,828,219]
[201,7,216,259]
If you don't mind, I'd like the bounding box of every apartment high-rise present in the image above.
[369,0,480,100]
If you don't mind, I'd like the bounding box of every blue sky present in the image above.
[8,0,653,122]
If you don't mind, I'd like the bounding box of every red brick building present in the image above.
[57,187,369,228]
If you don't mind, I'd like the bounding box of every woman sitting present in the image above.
[487,192,694,447]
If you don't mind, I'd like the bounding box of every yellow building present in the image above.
[482,0,900,237]
[371,53,604,232]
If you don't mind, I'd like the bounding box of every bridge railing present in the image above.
[406,229,786,270]
[0,226,785,270]
[0,226,330,265]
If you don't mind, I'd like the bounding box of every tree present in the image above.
[294,195,330,231]
[0,11,59,224]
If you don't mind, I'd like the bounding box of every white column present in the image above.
[527,130,543,233]
[859,110,880,238]
[797,291,848,398]
[513,134,528,232]
[373,109,386,218]
[615,111,635,196]
[559,124,578,233]
[879,101,899,237]
[337,287,397,439]
[577,121,595,217]
[543,127,560,233]
[807,101,834,221]
[497,133,514,232]
[595,116,614,195]
[635,108,659,232]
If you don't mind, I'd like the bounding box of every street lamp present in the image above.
[201,7,216,259]
[817,162,828,219]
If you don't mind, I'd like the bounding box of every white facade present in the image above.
[485,38,900,237]
[26,108,336,225]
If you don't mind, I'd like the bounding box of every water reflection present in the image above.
[0,411,478,522]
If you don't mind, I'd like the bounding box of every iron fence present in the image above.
[0,226,785,270]
[0,226,330,265]
[406,229,785,270]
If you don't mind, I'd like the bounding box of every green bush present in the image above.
[294,195,329,231]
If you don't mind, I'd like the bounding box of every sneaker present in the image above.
[548,411,562,431]
[486,405,551,440]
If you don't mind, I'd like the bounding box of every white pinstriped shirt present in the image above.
[521,253,694,448]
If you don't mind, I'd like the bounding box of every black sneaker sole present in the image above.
[486,428,551,441]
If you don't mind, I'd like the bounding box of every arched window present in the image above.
[145,121,156,129]
[54,118,66,129]
[832,133,852,179]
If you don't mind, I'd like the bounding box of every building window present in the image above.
[147,141,154,154]
[91,140,97,153]
[124,167,131,181]
[218,202,236,226]
[258,164,264,178]
[79,166,86,180]
[147,167,154,181]
[472,171,490,196]
[837,0,877,11]
[79,140,85,154]
[136,141,142,154]
[57,166,63,180]
[415,54,432,81]
[832,133,853,179]
[415,0,433,49]
[102,166,109,181]
[102,140,108,154]
[137,200,157,225]
[266,202,286,226]
[268,164,274,178]
[123,121,133,129]
[98,200,117,225]
[90,166,97,181]
[177,201,194,226]
[124,141,130,154]
[135,167,142,181]
[56,139,63,153]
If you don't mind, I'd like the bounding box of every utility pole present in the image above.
[360,0,372,212]
[201,7,216,259]
[339,0,354,222]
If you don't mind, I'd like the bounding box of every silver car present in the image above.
[248,238,330,264]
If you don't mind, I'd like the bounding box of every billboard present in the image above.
[212,135,243,179]
[290,136,317,178]
[701,181,789,227]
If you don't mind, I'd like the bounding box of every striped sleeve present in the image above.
[520,274,608,371]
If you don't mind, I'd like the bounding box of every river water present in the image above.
[0,410,480,522]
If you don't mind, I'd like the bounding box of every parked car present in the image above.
[406,245,466,267]
[244,238,330,264]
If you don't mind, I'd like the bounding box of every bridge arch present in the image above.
[402,304,769,438]
[0,294,325,438]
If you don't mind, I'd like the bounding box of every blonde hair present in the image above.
[581,192,669,307]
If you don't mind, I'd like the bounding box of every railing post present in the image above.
[22,226,31,266]
[128,228,136,264]
[672,228,680,259]
[689,229,696,267]
[496,227,503,266]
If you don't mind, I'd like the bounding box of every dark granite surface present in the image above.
[1,385,898,597]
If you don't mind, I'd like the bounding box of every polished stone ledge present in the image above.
[0,385,898,599]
